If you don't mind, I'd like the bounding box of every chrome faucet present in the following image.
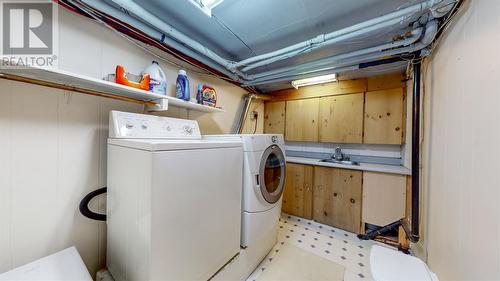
[333,147,343,161]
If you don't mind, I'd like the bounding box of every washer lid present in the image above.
[370,245,433,281]
[108,138,242,151]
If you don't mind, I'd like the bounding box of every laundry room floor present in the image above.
[247,214,380,281]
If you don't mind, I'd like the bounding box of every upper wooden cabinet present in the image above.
[364,88,405,144]
[264,101,286,134]
[285,98,319,142]
[313,167,362,233]
[319,93,364,143]
[282,163,313,219]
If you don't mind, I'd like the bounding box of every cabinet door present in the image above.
[282,163,313,219]
[264,101,286,135]
[319,93,364,143]
[364,88,405,144]
[362,172,406,226]
[285,98,319,142]
[313,167,362,233]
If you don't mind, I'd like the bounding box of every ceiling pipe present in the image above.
[74,0,448,86]
[76,0,243,81]
[108,0,250,79]
[242,20,437,87]
[240,16,408,72]
[91,0,444,81]
[234,0,440,71]
[247,26,424,81]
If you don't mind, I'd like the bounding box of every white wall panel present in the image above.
[55,92,101,273]
[423,1,500,280]
[0,80,13,273]
[10,82,60,268]
[58,9,102,78]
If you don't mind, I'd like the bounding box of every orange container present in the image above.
[115,65,150,91]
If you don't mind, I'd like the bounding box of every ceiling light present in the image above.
[291,74,337,89]
[189,0,224,17]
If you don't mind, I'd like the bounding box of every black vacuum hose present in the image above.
[79,187,107,221]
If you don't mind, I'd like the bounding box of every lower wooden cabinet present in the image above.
[282,163,313,219]
[312,167,363,233]
[362,172,407,226]
[281,163,406,235]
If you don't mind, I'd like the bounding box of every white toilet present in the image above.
[0,247,92,281]
[370,245,438,281]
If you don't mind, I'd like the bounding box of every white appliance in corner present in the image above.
[205,134,286,280]
[106,111,243,281]
[0,247,92,281]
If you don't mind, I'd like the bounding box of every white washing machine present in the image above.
[205,134,286,280]
[106,111,243,281]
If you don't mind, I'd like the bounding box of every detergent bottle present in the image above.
[143,61,167,95]
[176,70,190,101]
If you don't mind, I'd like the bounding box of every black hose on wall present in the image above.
[79,187,107,221]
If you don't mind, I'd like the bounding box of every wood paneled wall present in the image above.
[268,73,405,101]
[265,73,407,144]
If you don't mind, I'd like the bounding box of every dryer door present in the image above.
[258,144,286,204]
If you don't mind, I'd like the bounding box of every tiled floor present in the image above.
[247,213,380,281]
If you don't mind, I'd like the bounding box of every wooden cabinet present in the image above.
[264,101,286,134]
[362,172,407,226]
[282,163,313,219]
[313,167,362,233]
[319,93,364,143]
[285,98,319,142]
[364,88,405,144]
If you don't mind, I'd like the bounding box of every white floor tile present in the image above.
[248,213,382,281]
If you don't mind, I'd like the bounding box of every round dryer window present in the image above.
[259,144,286,204]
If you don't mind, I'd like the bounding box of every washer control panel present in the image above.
[109,111,201,139]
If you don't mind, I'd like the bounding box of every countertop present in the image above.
[286,156,411,175]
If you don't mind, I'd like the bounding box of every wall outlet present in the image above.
[250,110,258,120]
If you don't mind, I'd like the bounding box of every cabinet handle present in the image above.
[350,198,355,204]
[333,192,338,197]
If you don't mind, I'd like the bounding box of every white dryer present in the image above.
[206,134,286,281]
[107,111,243,281]
[204,134,286,247]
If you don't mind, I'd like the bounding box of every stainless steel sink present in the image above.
[319,159,360,166]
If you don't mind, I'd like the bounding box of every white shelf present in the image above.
[0,66,224,113]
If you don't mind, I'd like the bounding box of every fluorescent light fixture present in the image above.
[189,0,224,17]
[291,73,337,89]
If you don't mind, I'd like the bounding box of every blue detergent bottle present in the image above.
[176,70,190,101]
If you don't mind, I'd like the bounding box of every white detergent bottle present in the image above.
[143,61,167,95]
